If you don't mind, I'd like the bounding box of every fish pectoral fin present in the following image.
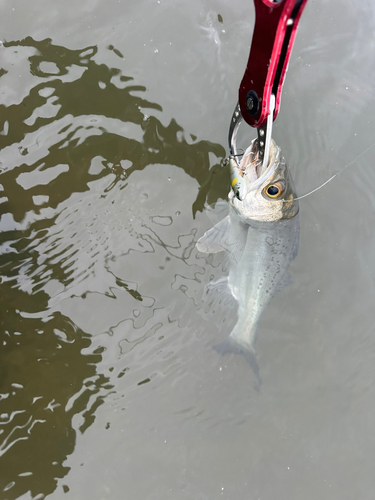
[205,201,229,223]
[213,337,261,389]
[196,214,247,261]
[203,277,237,313]
[205,277,231,296]
[196,216,230,253]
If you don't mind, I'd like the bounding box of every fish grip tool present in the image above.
[228,95,275,200]
[228,0,308,200]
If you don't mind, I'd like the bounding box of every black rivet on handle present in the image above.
[245,90,259,116]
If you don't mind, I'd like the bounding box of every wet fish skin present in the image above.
[231,138,298,222]
[197,139,299,380]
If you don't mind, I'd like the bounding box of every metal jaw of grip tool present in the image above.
[227,103,246,200]
[228,94,275,200]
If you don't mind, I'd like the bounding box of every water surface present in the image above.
[1,1,375,499]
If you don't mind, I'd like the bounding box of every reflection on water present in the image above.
[0,37,226,498]
[0,306,108,498]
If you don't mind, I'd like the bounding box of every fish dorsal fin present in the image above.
[196,216,230,254]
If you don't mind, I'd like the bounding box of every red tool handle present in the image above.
[239,0,308,128]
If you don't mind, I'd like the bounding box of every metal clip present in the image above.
[257,93,275,170]
[228,103,243,163]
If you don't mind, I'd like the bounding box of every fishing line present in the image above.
[291,174,336,201]
[225,138,375,203]
[283,139,375,202]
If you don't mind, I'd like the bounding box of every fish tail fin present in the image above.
[213,336,261,389]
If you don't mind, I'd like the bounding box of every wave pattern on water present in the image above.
[0,37,226,499]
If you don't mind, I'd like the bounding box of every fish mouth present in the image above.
[239,139,278,192]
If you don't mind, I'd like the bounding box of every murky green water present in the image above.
[2,1,375,499]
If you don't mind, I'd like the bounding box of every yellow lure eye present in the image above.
[264,181,285,199]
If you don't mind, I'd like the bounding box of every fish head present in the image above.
[229,139,299,222]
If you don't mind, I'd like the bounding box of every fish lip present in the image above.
[241,139,280,192]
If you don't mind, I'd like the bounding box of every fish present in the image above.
[197,138,299,384]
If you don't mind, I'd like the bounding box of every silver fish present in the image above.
[197,138,299,382]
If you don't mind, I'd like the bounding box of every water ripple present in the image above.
[0,37,226,499]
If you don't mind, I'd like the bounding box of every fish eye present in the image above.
[263,181,285,199]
